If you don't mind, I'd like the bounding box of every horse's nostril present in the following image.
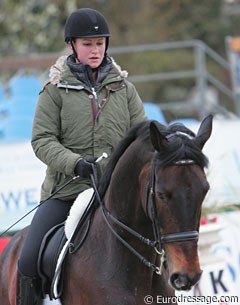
[170,273,188,290]
[170,272,202,291]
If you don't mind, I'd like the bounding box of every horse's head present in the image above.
[145,115,213,291]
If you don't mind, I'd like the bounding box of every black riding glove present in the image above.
[74,157,97,179]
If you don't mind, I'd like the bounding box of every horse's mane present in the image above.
[98,120,208,198]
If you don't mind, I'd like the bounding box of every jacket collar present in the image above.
[49,55,128,87]
[66,55,112,91]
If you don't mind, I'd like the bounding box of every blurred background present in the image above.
[1,0,240,302]
[1,0,240,119]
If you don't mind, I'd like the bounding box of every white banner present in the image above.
[187,117,240,207]
[0,141,46,232]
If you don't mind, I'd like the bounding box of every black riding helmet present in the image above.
[64,8,111,55]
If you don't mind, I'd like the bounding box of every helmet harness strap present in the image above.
[70,39,79,62]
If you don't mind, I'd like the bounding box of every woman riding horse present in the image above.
[15,7,146,305]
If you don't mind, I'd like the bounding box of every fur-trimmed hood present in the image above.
[49,55,128,85]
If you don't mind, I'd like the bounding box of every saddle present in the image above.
[37,189,96,300]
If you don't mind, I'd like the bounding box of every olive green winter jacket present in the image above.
[31,55,147,201]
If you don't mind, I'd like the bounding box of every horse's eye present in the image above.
[157,192,168,204]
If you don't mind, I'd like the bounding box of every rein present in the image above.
[90,172,161,274]
[90,157,199,276]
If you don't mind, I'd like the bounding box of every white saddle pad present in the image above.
[64,188,94,239]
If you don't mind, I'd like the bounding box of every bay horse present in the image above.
[0,115,213,305]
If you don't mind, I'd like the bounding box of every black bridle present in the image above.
[90,157,199,275]
[148,157,199,246]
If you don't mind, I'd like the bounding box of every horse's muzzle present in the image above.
[170,271,202,290]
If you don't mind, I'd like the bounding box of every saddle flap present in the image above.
[38,223,66,296]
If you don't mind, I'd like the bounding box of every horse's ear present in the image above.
[194,114,213,149]
[150,120,168,152]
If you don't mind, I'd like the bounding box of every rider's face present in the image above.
[69,37,106,68]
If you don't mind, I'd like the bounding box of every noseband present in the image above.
[91,156,199,276]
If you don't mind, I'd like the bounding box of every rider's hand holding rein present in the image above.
[74,157,97,179]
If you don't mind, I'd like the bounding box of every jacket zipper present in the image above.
[91,87,98,123]
[92,87,97,100]
[90,87,110,123]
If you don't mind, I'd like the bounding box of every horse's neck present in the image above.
[95,153,156,283]
[104,158,143,221]
[91,207,156,289]
[103,148,153,231]
[82,148,165,293]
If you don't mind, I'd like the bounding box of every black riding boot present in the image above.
[16,268,42,305]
